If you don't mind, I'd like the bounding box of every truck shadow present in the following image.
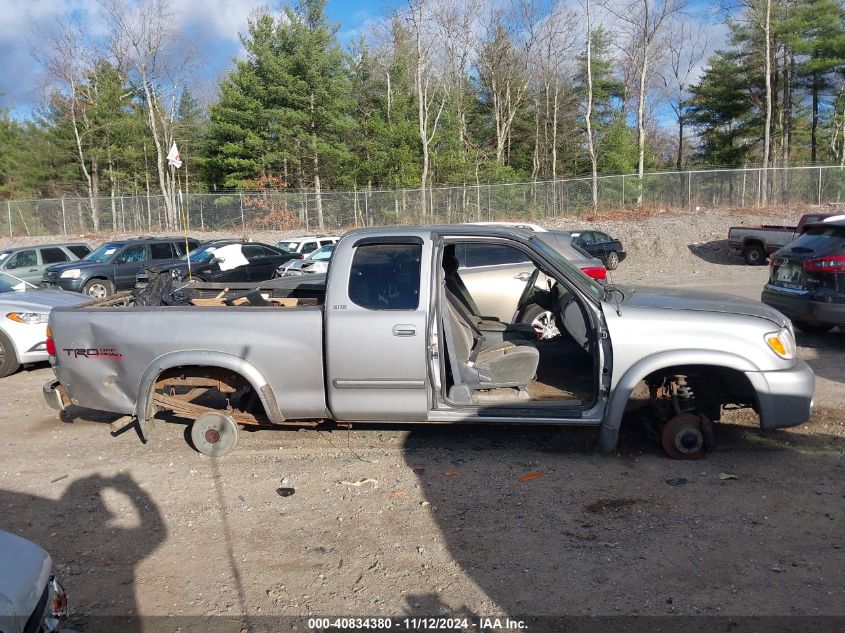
[399,419,844,619]
[0,472,165,632]
[686,240,746,266]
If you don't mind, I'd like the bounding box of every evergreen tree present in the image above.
[784,0,845,162]
[687,51,755,166]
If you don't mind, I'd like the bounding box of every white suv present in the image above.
[276,235,340,256]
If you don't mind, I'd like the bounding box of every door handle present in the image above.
[392,324,416,337]
[514,272,532,281]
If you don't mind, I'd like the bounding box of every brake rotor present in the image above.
[191,411,239,457]
[661,413,706,460]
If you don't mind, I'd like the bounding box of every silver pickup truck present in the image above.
[43,225,815,460]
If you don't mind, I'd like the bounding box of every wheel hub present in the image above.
[676,427,704,453]
[531,311,560,340]
[204,428,221,444]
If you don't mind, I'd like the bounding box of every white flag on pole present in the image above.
[167,142,182,168]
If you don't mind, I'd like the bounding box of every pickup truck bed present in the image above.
[49,277,329,423]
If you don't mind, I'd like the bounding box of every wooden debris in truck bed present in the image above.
[190,296,319,307]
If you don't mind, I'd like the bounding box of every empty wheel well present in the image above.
[153,365,268,421]
[628,365,758,421]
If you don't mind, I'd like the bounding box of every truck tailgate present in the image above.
[49,305,327,420]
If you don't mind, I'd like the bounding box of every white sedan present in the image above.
[0,271,87,377]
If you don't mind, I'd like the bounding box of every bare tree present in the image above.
[476,1,538,164]
[583,0,599,211]
[761,0,773,206]
[528,2,579,183]
[660,16,709,171]
[599,0,685,204]
[434,0,483,160]
[100,0,194,229]
[406,0,447,222]
[40,23,103,231]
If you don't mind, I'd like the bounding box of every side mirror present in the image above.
[212,255,225,264]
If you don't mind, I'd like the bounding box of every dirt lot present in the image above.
[1,209,844,631]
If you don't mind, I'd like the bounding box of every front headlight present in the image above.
[60,268,81,279]
[764,328,796,360]
[6,312,49,324]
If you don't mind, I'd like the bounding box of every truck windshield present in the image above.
[529,236,605,302]
[276,241,300,253]
[85,242,122,263]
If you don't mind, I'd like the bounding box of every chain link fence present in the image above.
[4,165,845,238]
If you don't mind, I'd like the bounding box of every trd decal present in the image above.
[63,348,123,360]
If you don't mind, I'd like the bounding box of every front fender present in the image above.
[599,349,759,454]
[135,350,284,440]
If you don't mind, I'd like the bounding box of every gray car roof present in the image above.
[0,242,89,252]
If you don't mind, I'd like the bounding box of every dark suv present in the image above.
[42,236,200,298]
[762,220,845,333]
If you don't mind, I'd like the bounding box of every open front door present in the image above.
[325,237,430,421]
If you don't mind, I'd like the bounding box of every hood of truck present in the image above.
[618,285,790,327]
[0,289,88,312]
[0,530,51,629]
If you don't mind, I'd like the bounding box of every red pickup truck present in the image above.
[728,212,841,265]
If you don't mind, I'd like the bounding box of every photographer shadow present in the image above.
[0,472,165,632]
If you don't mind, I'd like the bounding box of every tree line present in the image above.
[1,0,845,229]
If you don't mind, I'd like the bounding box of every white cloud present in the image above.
[0,0,264,114]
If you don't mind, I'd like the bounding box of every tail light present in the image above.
[803,255,845,274]
[50,575,68,620]
[581,266,607,281]
[46,326,56,356]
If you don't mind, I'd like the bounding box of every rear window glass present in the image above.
[41,247,69,264]
[458,243,531,268]
[349,243,422,310]
[67,245,91,258]
[788,226,845,253]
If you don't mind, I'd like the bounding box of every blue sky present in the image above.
[0,0,396,119]
[1,0,723,120]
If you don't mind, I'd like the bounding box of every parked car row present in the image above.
[0,224,626,379]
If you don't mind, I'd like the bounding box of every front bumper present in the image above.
[40,277,85,292]
[744,360,815,430]
[1,320,50,365]
[43,379,70,412]
[762,285,845,327]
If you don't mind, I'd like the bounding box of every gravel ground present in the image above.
[1,208,844,630]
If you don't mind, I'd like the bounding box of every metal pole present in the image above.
[818,166,823,205]
[239,193,245,234]
[688,172,692,211]
[61,197,67,236]
[621,175,625,207]
[6,200,11,237]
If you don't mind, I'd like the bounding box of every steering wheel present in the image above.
[516,268,540,312]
